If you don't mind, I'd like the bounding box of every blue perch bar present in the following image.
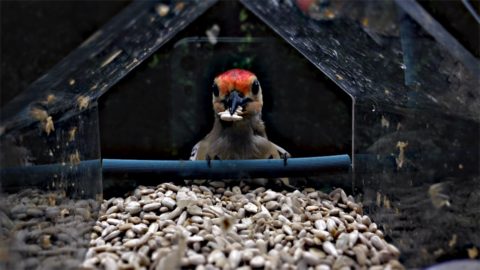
[102,154,351,179]
[0,155,351,187]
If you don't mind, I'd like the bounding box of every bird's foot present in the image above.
[206,155,212,168]
[283,153,288,166]
[206,155,221,168]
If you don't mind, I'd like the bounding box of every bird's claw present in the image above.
[206,155,212,168]
[206,155,221,168]
[283,153,288,166]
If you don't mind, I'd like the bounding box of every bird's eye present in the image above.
[212,83,219,97]
[252,80,260,95]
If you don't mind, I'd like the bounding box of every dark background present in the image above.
[0,0,130,107]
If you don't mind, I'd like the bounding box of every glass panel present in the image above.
[170,37,352,159]
[0,105,102,269]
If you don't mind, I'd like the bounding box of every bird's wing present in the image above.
[190,140,210,160]
[271,142,291,158]
[189,142,200,160]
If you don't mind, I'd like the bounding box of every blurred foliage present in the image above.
[232,56,255,70]
[148,54,160,68]
[239,8,248,22]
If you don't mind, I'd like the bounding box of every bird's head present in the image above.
[211,69,263,122]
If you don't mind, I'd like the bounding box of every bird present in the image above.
[189,69,290,184]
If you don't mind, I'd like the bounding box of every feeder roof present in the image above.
[1,0,478,136]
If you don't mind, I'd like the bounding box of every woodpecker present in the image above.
[190,69,290,175]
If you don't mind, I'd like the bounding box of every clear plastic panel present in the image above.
[0,104,102,269]
[170,37,352,159]
[355,101,479,267]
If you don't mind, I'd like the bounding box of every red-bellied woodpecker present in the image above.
[190,69,290,185]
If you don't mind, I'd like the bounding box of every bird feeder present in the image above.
[1,0,478,269]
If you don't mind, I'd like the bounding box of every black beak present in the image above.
[226,91,245,115]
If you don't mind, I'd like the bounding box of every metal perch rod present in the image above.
[103,154,351,179]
